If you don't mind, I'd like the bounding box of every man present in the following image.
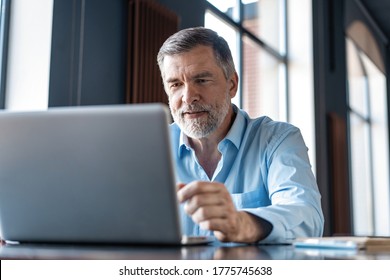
[157,27,324,243]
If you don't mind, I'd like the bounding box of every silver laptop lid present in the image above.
[0,103,184,244]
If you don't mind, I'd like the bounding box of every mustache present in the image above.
[177,104,211,116]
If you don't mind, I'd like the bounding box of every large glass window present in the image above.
[346,38,390,236]
[242,35,284,119]
[205,0,316,170]
[205,0,287,121]
[4,0,53,111]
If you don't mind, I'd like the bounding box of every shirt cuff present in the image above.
[243,208,293,244]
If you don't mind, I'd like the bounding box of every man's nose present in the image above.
[182,84,200,104]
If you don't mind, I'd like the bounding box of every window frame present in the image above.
[345,0,390,236]
[205,0,289,121]
[0,0,11,109]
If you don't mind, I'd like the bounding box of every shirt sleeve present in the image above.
[243,126,324,243]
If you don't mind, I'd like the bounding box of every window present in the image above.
[346,37,390,236]
[205,0,287,121]
[205,0,316,170]
[3,0,53,111]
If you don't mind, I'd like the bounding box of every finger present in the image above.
[200,218,240,242]
[184,193,226,215]
[176,182,186,191]
[191,205,230,224]
[213,230,232,242]
[177,181,225,202]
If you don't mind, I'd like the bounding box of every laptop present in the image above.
[0,103,212,245]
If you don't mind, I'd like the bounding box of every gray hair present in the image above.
[157,27,236,80]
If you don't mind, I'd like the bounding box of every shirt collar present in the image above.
[177,104,247,157]
[223,104,247,150]
[178,131,190,154]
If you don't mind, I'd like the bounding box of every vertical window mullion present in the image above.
[282,0,289,122]
[362,61,376,234]
[237,0,243,108]
[357,49,376,234]
[0,0,11,109]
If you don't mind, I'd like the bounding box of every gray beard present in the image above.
[171,99,230,139]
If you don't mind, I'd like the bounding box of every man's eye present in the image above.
[170,83,181,89]
[196,79,208,84]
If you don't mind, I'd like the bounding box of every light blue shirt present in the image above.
[170,106,324,243]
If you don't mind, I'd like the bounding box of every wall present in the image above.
[49,0,127,107]
[156,0,206,29]
[48,0,206,107]
[313,0,351,236]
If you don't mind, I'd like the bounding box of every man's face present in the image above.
[162,45,237,139]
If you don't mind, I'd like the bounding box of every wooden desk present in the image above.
[1,241,390,260]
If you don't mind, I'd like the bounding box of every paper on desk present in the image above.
[293,236,390,251]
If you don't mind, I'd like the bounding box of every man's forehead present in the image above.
[165,70,215,84]
[162,48,220,77]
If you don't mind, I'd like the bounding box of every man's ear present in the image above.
[229,72,239,98]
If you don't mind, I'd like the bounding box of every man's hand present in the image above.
[177,181,272,243]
